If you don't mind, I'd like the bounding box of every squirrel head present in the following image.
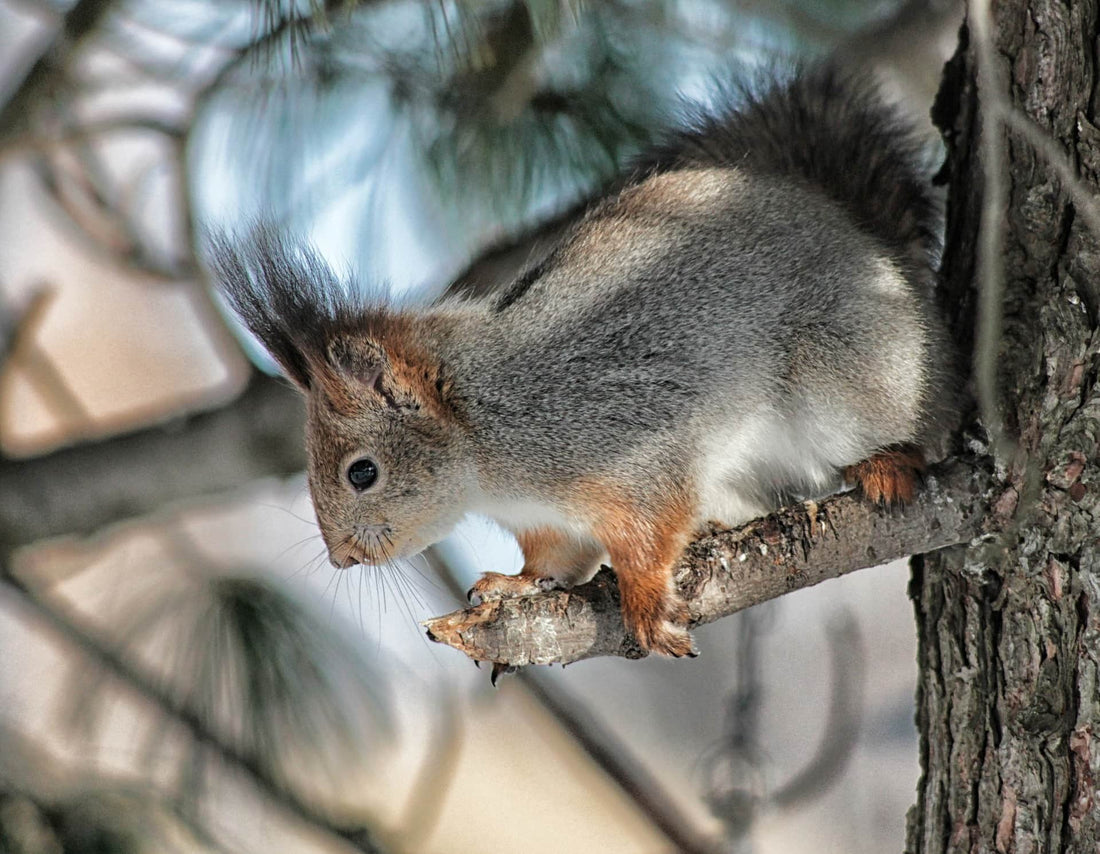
[302,327,474,566]
[206,226,473,567]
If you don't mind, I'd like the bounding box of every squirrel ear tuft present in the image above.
[262,337,313,392]
[202,225,343,393]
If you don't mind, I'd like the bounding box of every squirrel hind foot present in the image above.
[624,596,698,658]
[844,445,926,505]
[630,616,699,658]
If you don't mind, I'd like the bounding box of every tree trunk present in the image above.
[908,0,1100,851]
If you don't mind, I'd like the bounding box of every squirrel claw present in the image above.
[490,663,517,687]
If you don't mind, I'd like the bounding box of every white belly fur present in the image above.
[694,413,845,527]
[471,415,849,553]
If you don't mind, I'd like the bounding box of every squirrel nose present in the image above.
[330,541,367,569]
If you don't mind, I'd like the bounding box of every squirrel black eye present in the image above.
[346,458,378,491]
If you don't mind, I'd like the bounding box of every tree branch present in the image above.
[0,0,116,145]
[2,287,95,430]
[969,0,1012,458]
[423,457,996,666]
[0,116,187,163]
[0,373,304,553]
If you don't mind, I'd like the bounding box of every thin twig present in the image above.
[770,613,864,809]
[0,287,95,430]
[425,547,719,854]
[518,670,724,854]
[397,696,464,851]
[47,127,195,281]
[31,154,193,283]
[969,0,1013,460]
[701,605,771,840]
[0,117,186,163]
[1000,106,1100,241]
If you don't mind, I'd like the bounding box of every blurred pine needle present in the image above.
[64,571,391,811]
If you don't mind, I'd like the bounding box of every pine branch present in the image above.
[423,457,995,667]
[2,363,996,674]
[0,564,388,854]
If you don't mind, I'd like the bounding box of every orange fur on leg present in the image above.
[515,528,574,577]
[581,486,697,658]
[844,445,926,505]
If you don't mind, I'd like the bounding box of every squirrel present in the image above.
[208,65,959,659]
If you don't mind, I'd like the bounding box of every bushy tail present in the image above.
[644,64,941,275]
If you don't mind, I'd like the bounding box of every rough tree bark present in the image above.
[907,1,1100,851]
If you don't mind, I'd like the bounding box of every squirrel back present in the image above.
[492,64,957,451]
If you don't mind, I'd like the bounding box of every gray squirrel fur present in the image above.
[208,64,959,658]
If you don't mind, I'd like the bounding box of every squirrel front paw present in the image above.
[467,572,561,605]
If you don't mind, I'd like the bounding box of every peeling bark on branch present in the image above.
[424,458,995,666]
